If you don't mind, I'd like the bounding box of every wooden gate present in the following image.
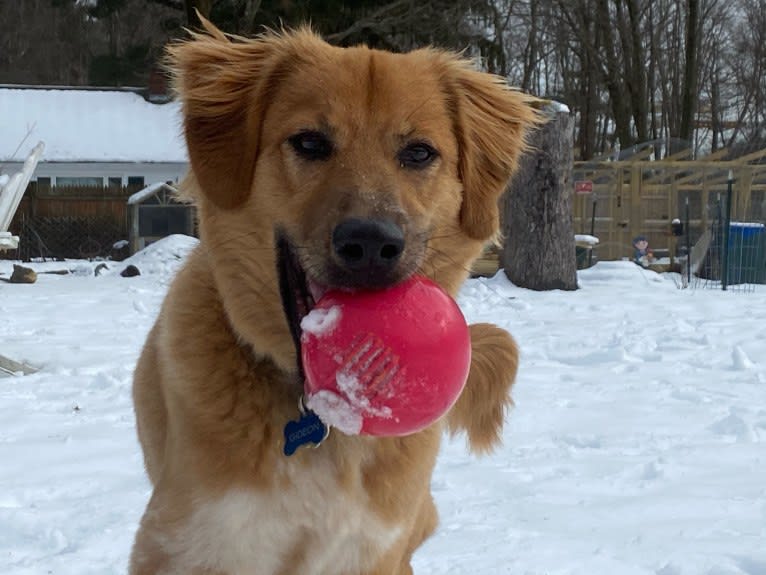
[572,148,766,261]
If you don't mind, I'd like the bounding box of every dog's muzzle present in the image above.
[276,218,411,370]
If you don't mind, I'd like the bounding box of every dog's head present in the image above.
[169,21,540,373]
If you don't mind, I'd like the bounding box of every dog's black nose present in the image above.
[332,218,404,272]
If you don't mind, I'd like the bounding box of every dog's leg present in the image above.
[130,490,227,575]
[132,324,167,485]
[129,491,174,575]
[446,323,519,453]
[361,493,438,575]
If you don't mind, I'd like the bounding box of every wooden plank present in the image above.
[470,253,500,277]
[575,158,766,170]
[697,147,730,161]
[662,148,692,161]
[731,148,766,165]
[0,354,39,376]
[738,167,753,220]
[629,148,655,162]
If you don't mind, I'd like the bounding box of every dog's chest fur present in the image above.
[163,458,402,574]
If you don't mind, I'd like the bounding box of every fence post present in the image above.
[701,168,709,240]
[610,165,618,260]
[721,171,734,291]
[629,164,642,254]
[669,172,679,260]
[685,196,691,285]
[588,194,597,267]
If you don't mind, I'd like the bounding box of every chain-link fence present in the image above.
[14,213,128,261]
[2,184,134,261]
[692,191,766,293]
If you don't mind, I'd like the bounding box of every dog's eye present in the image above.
[398,142,439,169]
[288,131,333,161]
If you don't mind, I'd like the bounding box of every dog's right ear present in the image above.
[167,19,287,209]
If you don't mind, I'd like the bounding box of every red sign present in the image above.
[575,180,594,194]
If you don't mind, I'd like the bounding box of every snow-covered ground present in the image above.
[1,235,764,575]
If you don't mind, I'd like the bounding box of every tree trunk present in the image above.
[502,105,577,291]
[596,0,634,149]
[679,0,699,145]
[626,0,649,141]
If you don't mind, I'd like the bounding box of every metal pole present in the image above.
[722,171,734,291]
[685,196,691,285]
[589,194,597,267]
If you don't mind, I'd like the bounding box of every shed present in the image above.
[128,183,195,253]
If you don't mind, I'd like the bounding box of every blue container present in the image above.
[727,223,766,284]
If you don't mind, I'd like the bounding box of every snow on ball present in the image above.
[301,275,471,437]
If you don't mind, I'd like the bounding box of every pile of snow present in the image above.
[575,233,599,246]
[108,234,198,278]
[0,174,9,188]
[1,258,765,574]
[0,231,19,250]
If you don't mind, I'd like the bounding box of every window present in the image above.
[128,176,145,189]
[108,177,123,188]
[138,206,190,236]
[36,177,51,192]
[56,176,103,187]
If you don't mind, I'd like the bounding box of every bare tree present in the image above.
[0,0,91,85]
[678,0,700,145]
[725,0,766,152]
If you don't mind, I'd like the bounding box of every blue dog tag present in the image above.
[283,400,330,456]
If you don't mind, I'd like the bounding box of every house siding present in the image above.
[1,161,187,187]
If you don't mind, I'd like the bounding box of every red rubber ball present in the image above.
[301,275,471,437]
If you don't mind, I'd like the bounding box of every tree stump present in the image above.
[502,104,577,291]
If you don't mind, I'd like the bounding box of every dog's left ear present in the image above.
[442,59,542,240]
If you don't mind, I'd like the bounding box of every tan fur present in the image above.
[130,20,540,575]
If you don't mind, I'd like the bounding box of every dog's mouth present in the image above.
[276,223,422,370]
[276,232,326,359]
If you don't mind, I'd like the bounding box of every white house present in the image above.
[0,85,188,189]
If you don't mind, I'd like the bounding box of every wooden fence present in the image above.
[572,148,766,261]
[14,183,137,222]
[4,184,140,260]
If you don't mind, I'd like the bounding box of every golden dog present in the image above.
[130,19,539,575]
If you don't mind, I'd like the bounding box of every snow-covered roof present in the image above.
[0,86,187,163]
[128,182,177,205]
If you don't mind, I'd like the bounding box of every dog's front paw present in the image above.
[446,323,519,454]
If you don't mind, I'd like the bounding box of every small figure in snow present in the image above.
[632,235,654,267]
